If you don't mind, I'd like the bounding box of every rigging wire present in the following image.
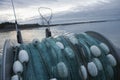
[38,7,53,38]
[38,7,53,27]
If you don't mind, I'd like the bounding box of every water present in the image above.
[0,27,67,53]
[57,21,120,48]
[0,21,120,78]
[0,21,120,55]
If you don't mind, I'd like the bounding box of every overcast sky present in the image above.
[0,0,120,23]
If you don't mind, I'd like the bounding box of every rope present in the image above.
[11,33,118,80]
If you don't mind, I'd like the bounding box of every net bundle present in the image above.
[11,33,118,80]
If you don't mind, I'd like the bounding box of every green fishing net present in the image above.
[12,33,118,80]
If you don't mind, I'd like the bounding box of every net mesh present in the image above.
[12,33,118,80]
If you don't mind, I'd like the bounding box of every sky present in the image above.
[0,0,120,24]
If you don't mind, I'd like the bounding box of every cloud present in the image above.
[0,0,119,23]
[0,0,57,8]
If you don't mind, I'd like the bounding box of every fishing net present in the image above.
[11,33,118,80]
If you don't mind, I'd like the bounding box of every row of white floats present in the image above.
[69,34,117,79]
[56,44,116,79]
[11,50,29,80]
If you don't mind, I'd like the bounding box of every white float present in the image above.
[13,60,23,74]
[68,35,78,45]
[57,62,68,78]
[65,47,75,58]
[87,62,98,77]
[107,54,117,67]
[90,45,101,57]
[56,42,64,49]
[100,43,110,54]
[50,78,57,80]
[93,58,103,71]
[79,65,87,80]
[18,50,29,63]
[32,38,40,45]
[11,75,19,80]
[11,75,22,80]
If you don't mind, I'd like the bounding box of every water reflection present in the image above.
[0,27,66,53]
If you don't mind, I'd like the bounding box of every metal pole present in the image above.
[11,0,23,43]
[11,0,18,31]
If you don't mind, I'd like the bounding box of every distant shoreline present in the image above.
[0,19,120,32]
[0,22,42,32]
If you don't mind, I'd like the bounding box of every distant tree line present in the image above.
[0,22,41,32]
[0,22,15,29]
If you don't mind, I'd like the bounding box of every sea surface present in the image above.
[0,21,120,77]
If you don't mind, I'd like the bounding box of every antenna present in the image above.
[38,7,53,38]
[11,0,23,43]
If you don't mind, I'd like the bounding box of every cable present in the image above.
[38,7,53,37]
[38,7,53,27]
